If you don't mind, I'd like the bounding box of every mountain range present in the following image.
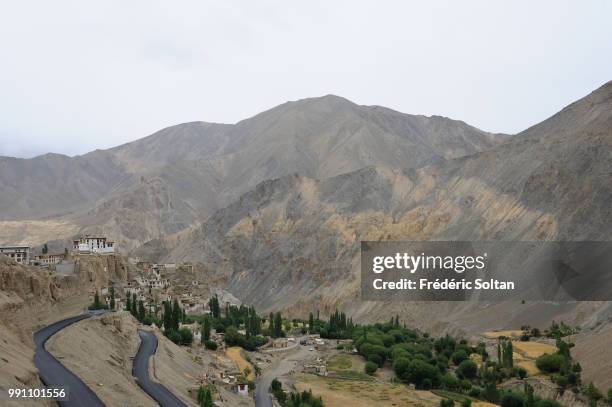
[0,94,502,251]
[1,82,611,336]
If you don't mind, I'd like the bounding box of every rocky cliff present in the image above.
[0,254,130,404]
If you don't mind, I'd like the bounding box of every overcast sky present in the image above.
[1,1,611,158]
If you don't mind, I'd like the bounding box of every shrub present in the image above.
[451,350,469,365]
[534,400,562,407]
[456,360,478,379]
[440,400,455,407]
[441,373,460,391]
[501,392,525,407]
[400,359,439,389]
[535,353,565,373]
[204,340,218,350]
[368,353,383,367]
[469,387,482,398]
[167,330,181,344]
[178,327,193,346]
[365,361,378,375]
[517,367,527,379]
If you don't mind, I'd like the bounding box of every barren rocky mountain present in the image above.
[0,95,502,251]
[163,81,612,334]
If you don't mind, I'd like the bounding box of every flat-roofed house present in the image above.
[0,246,31,264]
[35,252,65,265]
[73,235,115,254]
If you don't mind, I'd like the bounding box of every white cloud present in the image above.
[0,0,611,157]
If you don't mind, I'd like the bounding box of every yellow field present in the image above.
[483,330,524,339]
[225,347,255,380]
[513,341,556,359]
[295,374,441,407]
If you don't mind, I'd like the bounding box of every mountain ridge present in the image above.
[0,94,504,251]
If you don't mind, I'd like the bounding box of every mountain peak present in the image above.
[287,94,357,108]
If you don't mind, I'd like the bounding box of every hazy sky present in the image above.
[1,1,611,158]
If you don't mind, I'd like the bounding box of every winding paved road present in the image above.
[132,330,188,407]
[33,313,106,407]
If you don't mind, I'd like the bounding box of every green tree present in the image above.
[534,400,562,407]
[109,286,115,310]
[197,385,213,407]
[274,312,283,338]
[126,293,132,312]
[451,349,469,365]
[138,300,145,322]
[163,301,173,332]
[131,293,138,318]
[42,243,48,254]
[208,295,220,318]
[365,361,378,375]
[585,382,603,405]
[535,353,564,373]
[92,290,101,309]
[309,312,314,332]
[201,317,211,342]
[501,392,525,407]
[178,327,193,346]
[172,299,181,331]
[457,360,478,379]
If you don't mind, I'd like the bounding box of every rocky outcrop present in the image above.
[503,378,608,407]
[0,253,131,405]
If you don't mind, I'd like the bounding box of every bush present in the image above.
[501,392,525,407]
[368,353,383,367]
[394,359,439,389]
[167,330,181,344]
[365,361,378,375]
[440,399,455,407]
[456,360,478,379]
[468,387,482,398]
[451,350,469,365]
[534,400,562,407]
[204,340,218,350]
[535,353,565,373]
[178,327,193,346]
[441,373,460,391]
[517,367,527,379]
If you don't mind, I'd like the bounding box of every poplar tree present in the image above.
[138,300,145,322]
[172,299,181,331]
[131,293,138,318]
[201,317,211,342]
[274,312,283,338]
[109,286,115,310]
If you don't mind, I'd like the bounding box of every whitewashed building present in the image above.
[0,246,31,264]
[73,235,115,254]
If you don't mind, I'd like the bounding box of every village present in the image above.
[1,235,341,405]
[3,236,607,407]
